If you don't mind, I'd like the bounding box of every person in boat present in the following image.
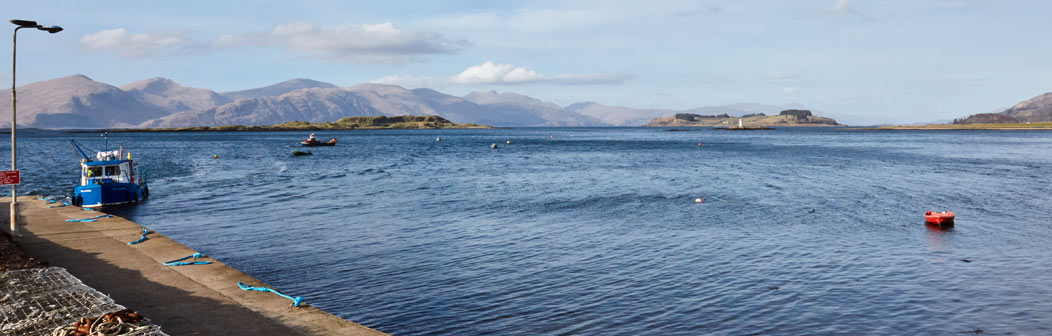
[307,133,317,143]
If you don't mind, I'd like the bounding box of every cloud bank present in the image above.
[80,22,467,63]
[374,61,634,87]
[80,28,199,58]
[213,22,468,63]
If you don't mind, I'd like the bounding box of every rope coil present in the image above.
[127,227,149,245]
[237,282,303,307]
[163,252,212,266]
[66,214,113,222]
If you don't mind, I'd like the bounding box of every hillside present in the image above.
[647,109,839,127]
[121,77,230,114]
[0,75,169,128]
[954,92,1052,124]
[463,91,605,126]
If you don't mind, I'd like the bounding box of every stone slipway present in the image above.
[2,197,387,336]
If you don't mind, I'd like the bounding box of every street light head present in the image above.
[9,19,38,27]
[39,25,63,33]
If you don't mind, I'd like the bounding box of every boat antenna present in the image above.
[102,132,109,150]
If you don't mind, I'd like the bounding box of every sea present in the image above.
[8,127,1052,335]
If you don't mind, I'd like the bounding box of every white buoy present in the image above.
[436,137,441,141]
[491,143,498,148]
[695,198,704,203]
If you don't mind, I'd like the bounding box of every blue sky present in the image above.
[5,0,1051,123]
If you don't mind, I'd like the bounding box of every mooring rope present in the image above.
[49,202,71,208]
[65,214,113,222]
[237,282,303,307]
[127,227,149,245]
[81,207,99,212]
[163,252,212,266]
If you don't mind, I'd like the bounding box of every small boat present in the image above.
[300,133,337,147]
[291,150,313,156]
[70,136,149,208]
[924,211,955,225]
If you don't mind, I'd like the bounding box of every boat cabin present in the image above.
[81,160,139,185]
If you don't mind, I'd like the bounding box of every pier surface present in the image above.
[2,198,386,336]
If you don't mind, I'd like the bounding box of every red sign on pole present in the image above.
[0,170,20,185]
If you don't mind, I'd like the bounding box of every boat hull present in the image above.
[73,182,148,208]
[300,142,336,147]
[924,211,955,226]
[300,139,337,147]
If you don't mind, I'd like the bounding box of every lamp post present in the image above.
[9,19,62,236]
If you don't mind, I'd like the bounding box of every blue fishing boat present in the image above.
[70,135,149,207]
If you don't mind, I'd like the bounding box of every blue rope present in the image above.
[128,227,149,245]
[81,207,99,211]
[65,214,113,222]
[49,202,71,208]
[237,282,303,307]
[163,252,212,266]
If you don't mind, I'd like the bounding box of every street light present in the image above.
[9,19,62,236]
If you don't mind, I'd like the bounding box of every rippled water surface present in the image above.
[10,127,1052,335]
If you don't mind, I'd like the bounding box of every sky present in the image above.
[4,0,1052,123]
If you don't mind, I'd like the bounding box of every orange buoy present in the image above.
[694,198,704,203]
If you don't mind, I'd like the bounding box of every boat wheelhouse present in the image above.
[71,139,149,207]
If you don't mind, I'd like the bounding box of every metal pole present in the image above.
[10,27,19,236]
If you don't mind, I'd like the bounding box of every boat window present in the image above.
[104,166,119,176]
[88,167,102,177]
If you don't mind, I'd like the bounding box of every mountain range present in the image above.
[3,74,855,129]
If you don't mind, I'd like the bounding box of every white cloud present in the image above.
[374,61,634,87]
[212,22,469,63]
[80,28,198,58]
[818,0,871,20]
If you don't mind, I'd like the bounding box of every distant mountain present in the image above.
[564,102,673,126]
[463,91,605,126]
[121,78,229,114]
[346,84,492,125]
[954,92,1052,124]
[141,88,379,127]
[220,78,338,102]
[0,75,169,128]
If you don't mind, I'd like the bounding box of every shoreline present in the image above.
[853,122,1052,130]
[1,197,386,336]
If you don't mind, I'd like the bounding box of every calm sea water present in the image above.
[9,127,1052,335]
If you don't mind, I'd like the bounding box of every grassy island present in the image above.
[96,115,492,132]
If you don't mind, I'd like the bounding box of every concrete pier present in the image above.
[2,197,387,336]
